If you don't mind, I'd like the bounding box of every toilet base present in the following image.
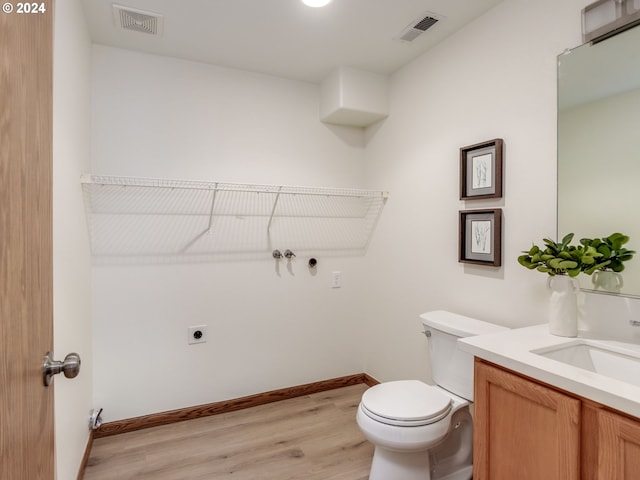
[369,446,431,480]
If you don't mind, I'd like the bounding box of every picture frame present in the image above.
[459,209,502,266]
[460,139,503,200]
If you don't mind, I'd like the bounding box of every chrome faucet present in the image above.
[629,320,640,327]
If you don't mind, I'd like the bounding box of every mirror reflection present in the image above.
[558,25,640,297]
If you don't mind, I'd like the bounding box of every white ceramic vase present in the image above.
[592,270,623,293]
[547,275,579,337]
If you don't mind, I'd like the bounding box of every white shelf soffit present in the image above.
[81,175,389,263]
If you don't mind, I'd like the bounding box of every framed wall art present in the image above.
[459,209,502,266]
[460,138,503,200]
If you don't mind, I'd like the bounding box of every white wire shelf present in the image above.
[81,175,388,262]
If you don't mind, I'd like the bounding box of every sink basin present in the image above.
[532,340,640,388]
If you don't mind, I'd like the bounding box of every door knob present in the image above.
[42,352,81,387]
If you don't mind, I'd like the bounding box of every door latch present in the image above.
[42,352,81,386]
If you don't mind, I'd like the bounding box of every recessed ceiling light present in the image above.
[302,0,332,7]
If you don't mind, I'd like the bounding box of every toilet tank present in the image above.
[420,310,508,401]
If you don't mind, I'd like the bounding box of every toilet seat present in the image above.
[361,380,452,427]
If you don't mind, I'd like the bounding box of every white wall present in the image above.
[90,46,366,186]
[361,0,592,382]
[90,46,369,421]
[53,0,93,478]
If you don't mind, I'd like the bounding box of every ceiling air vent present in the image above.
[394,12,443,43]
[112,4,164,36]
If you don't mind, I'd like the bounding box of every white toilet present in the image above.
[356,310,508,480]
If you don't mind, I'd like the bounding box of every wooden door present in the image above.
[473,360,581,480]
[0,1,55,478]
[589,407,640,479]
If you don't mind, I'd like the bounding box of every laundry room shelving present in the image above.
[80,174,388,262]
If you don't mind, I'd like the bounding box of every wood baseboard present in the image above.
[362,373,380,387]
[76,430,94,480]
[94,373,378,438]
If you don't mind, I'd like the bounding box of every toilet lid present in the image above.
[361,380,452,427]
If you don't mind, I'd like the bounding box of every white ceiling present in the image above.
[81,0,503,84]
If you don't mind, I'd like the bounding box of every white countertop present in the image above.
[458,324,640,418]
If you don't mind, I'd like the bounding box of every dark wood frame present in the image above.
[459,208,502,266]
[460,138,503,200]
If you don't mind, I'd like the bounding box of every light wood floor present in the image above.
[84,384,374,480]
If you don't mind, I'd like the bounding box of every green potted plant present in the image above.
[517,233,607,277]
[518,233,588,337]
[518,232,634,337]
[580,233,635,292]
[518,232,635,277]
[579,233,635,274]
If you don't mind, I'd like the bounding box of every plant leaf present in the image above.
[561,233,574,249]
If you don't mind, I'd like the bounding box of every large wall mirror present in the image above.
[558,25,640,297]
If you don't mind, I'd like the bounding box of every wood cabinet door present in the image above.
[592,407,640,479]
[473,360,581,480]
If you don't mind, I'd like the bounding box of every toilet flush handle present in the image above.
[423,330,431,338]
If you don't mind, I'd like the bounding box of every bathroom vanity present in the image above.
[459,325,640,480]
[474,359,640,479]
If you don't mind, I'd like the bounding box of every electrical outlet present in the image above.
[188,325,208,345]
